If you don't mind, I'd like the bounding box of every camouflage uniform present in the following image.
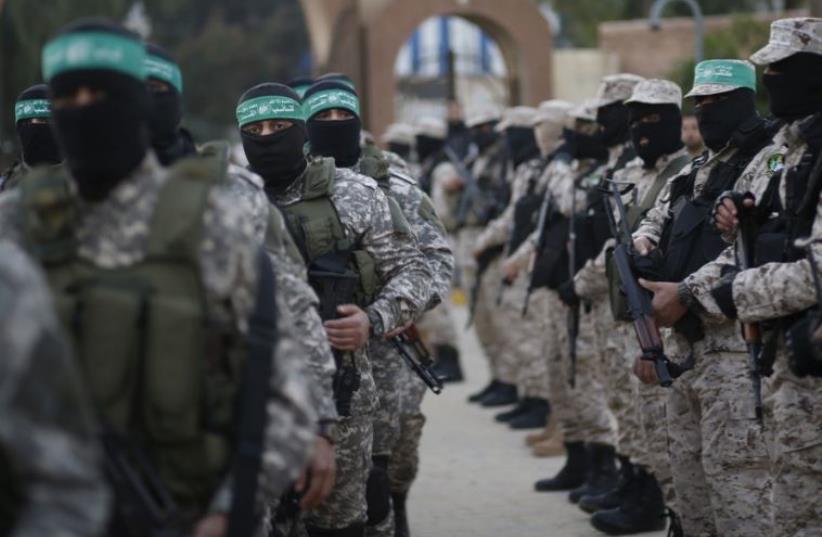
[269,160,433,531]
[633,78,774,533]
[0,153,318,511]
[574,151,644,465]
[433,132,510,381]
[0,240,110,537]
[684,112,822,537]
[475,154,550,400]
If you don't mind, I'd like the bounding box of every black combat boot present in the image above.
[579,455,635,514]
[392,492,409,537]
[467,379,500,403]
[494,398,531,422]
[590,466,666,535]
[479,382,517,407]
[569,443,618,503]
[534,441,588,492]
[508,398,550,430]
[431,344,463,383]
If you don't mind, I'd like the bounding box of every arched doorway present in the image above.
[394,15,510,126]
[300,0,553,140]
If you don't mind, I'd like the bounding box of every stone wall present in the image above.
[598,10,806,79]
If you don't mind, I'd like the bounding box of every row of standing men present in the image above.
[394,15,822,537]
[0,16,460,537]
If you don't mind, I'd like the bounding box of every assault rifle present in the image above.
[522,189,556,316]
[101,426,184,537]
[602,180,686,387]
[444,145,483,228]
[466,244,504,328]
[567,181,580,388]
[308,257,362,418]
[735,195,764,425]
[391,324,444,394]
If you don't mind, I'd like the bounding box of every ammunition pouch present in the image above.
[786,310,822,378]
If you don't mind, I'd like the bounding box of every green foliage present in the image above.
[667,15,772,114]
[544,0,780,48]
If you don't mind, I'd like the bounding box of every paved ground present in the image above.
[407,305,667,537]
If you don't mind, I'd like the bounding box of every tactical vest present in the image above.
[278,158,379,307]
[660,120,775,282]
[19,157,241,512]
[606,153,691,323]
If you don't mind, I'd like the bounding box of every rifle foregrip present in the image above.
[654,358,674,388]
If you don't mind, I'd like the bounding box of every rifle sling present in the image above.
[227,250,278,537]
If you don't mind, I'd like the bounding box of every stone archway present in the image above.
[299,0,553,139]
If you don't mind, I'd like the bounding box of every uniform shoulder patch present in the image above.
[767,153,785,175]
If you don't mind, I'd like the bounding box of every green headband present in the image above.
[303,89,360,118]
[145,54,183,93]
[236,95,304,127]
[14,99,51,122]
[42,31,146,82]
[692,60,756,93]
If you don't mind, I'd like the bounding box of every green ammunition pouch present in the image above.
[19,158,241,512]
[279,158,380,307]
[607,154,690,322]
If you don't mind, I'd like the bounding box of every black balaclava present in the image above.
[14,84,61,166]
[629,103,684,168]
[45,18,150,202]
[237,83,308,194]
[145,43,189,165]
[471,121,498,151]
[695,88,757,152]
[505,126,540,167]
[763,52,822,121]
[596,102,630,147]
[388,142,412,162]
[304,80,362,168]
[571,123,608,161]
[415,135,444,162]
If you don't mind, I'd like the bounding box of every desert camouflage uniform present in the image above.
[634,141,773,535]
[513,156,616,445]
[506,155,574,431]
[612,148,690,499]
[0,240,110,537]
[270,160,433,531]
[475,157,550,399]
[432,140,510,383]
[573,144,644,464]
[684,114,822,537]
[0,153,317,510]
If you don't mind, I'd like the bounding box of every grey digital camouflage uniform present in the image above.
[633,143,772,536]
[359,156,454,537]
[269,160,433,530]
[0,153,317,511]
[684,114,822,537]
[0,240,110,537]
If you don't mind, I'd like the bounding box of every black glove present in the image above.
[710,266,740,320]
[557,280,579,307]
[366,455,391,525]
